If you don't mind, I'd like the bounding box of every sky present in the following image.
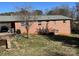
[0,2,76,13]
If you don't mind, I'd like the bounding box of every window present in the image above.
[38,21,41,25]
[21,22,26,26]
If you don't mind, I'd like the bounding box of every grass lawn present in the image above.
[0,34,79,56]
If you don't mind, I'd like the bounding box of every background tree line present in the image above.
[0,2,79,20]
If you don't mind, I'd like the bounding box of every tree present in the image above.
[72,2,79,31]
[76,2,79,20]
[33,10,43,15]
[16,6,36,39]
[0,12,15,16]
[47,5,72,17]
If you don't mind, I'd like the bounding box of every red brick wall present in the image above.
[48,20,71,35]
[15,20,71,35]
[15,22,27,34]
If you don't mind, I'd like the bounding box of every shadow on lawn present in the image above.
[44,34,79,48]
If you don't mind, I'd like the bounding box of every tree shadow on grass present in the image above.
[44,34,79,48]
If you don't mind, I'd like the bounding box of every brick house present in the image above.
[0,15,72,35]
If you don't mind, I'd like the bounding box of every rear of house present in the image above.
[15,15,72,35]
[0,15,71,36]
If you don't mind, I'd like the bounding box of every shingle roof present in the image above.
[31,15,72,21]
[0,16,24,22]
[0,15,72,22]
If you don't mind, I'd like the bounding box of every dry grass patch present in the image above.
[0,35,77,56]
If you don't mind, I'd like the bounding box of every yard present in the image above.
[0,34,79,56]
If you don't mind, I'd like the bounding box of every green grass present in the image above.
[0,35,78,56]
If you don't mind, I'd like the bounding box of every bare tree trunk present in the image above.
[46,21,49,34]
[26,27,29,39]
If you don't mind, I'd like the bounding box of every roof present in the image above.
[0,16,24,22]
[0,15,72,22]
[31,15,72,21]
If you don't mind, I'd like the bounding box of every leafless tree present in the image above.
[16,6,36,39]
[75,3,79,20]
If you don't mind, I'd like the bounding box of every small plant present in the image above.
[16,29,21,34]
